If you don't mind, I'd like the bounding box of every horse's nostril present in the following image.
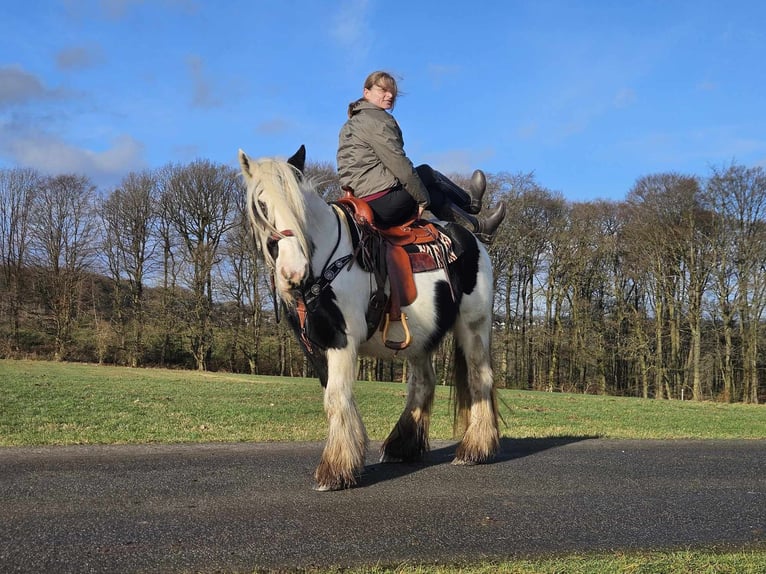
[281,267,304,288]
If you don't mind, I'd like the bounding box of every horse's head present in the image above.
[239,146,312,303]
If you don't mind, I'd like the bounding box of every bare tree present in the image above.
[706,164,766,404]
[30,174,99,360]
[161,160,239,370]
[217,211,268,374]
[625,176,678,399]
[625,173,712,400]
[561,201,614,394]
[305,160,341,201]
[100,170,159,367]
[681,184,714,401]
[496,184,564,389]
[0,167,39,352]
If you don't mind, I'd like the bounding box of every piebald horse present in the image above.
[239,146,499,490]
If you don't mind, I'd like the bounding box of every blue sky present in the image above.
[2,0,765,202]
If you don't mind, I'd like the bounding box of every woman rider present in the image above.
[337,71,506,243]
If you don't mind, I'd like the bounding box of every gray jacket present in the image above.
[337,100,430,208]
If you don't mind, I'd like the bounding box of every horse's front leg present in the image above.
[314,345,368,491]
[380,354,435,463]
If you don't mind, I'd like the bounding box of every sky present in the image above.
[2,0,765,202]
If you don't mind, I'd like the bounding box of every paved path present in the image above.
[1,439,765,573]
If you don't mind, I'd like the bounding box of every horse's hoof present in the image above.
[313,475,356,491]
[451,458,478,466]
[379,453,403,463]
[313,483,339,492]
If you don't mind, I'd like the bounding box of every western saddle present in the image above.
[335,191,455,351]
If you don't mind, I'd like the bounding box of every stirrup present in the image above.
[382,312,411,350]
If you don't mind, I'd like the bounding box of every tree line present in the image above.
[1,160,764,403]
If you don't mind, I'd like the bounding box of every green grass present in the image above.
[313,549,766,573]
[1,359,764,446]
[2,359,765,573]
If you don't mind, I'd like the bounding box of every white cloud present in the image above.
[56,45,105,70]
[188,55,221,109]
[424,148,495,175]
[330,0,372,61]
[3,128,145,187]
[87,0,199,21]
[256,118,291,135]
[0,66,64,107]
[427,64,461,88]
[618,126,766,170]
[98,0,146,19]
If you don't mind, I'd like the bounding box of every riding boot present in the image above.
[431,169,487,214]
[468,169,487,213]
[434,200,507,243]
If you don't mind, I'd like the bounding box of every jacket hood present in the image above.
[348,98,386,118]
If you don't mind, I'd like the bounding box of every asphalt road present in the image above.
[1,438,765,573]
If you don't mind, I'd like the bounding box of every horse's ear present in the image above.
[287,145,306,173]
[238,149,252,179]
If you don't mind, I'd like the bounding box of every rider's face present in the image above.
[364,84,394,110]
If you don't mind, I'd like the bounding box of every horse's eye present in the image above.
[258,200,269,220]
[266,236,279,259]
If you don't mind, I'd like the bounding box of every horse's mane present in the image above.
[245,157,314,269]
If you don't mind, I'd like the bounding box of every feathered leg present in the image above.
[380,354,436,462]
[314,345,369,490]
[452,318,500,465]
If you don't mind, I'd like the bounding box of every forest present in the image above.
[1,159,764,404]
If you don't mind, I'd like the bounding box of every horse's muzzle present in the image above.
[279,264,308,290]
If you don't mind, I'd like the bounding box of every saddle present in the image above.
[335,192,455,350]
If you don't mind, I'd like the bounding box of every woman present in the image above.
[337,71,506,242]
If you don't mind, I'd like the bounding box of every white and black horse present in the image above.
[239,146,500,490]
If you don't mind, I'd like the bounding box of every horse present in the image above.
[239,145,500,491]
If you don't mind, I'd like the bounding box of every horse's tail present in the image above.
[451,341,471,437]
[451,339,499,440]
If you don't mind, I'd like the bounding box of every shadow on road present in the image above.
[359,436,595,488]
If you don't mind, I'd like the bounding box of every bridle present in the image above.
[265,207,353,353]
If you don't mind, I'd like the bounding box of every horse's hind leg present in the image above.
[314,346,369,491]
[452,319,500,465]
[380,354,435,463]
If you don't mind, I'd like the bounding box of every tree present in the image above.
[217,209,268,374]
[497,184,564,389]
[30,174,99,360]
[625,175,678,399]
[306,160,342,201]
[0,167,39,352]
[160,160,239,370]
[101,170,159,367]
[560,201,615,394]
[706,164,766,404]
[625,173,712,400]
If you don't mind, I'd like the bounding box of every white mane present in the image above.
[243,156,313,268]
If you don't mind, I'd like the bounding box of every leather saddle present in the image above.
[335,192,455,350]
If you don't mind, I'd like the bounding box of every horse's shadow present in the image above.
[358,436,596,488]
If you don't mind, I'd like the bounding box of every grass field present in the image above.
[2,359,765,446]
[1,359,765,573]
